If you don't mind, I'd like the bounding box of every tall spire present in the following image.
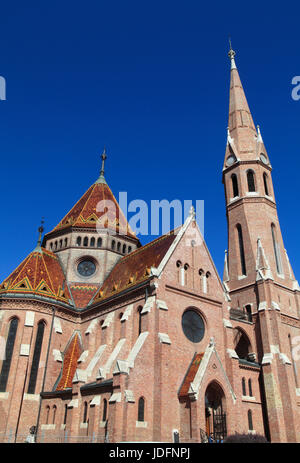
[95,147,108,184]
[224,42,257,167]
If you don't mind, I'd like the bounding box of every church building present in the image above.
[0,47,300,443]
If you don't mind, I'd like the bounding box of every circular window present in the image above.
[260,153,268,164]
[182,310,205,343]
[77,259,96,277]
[226,155,236,167]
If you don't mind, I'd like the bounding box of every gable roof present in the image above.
[178,353,204,398]
[0,247,73,306]
[55,332,83,391]
[69,283,100,308]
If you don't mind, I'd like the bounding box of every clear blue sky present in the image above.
[0,0,299,283]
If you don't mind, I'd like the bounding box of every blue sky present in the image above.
[0,0,299,283]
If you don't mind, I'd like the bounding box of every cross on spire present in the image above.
[35,218,45,251]
[228,38,237,70]
[100,147,107,177]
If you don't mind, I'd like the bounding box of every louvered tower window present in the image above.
[0,318,18,392]
[247,170,256,192]
[237,224,247,276]
[231,174,239,197]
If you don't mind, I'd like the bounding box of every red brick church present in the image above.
[0,47,300,443]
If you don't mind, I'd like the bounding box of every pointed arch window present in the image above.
[138,397,145,422]
[83,237,88,247]
[263,173,269,196]
[231,173,239,197]
[90,237,95,247]
[102,398,107,421]
[63,404,68,425]
[123,244,126,254]
[271,224,283,274]
[245,304,252,322]
[97,237,102,248]
[236,224,247,276]
[247,170,256,192]
[248,379,253,397]
[248,410,253,430]
[76,237,82,247]
[242,378,246,396]
[111,240,116,250]
[52,405,57,424]
[27,321,45,394]
[137,306,143,336]
[83,401,88,423]
[0,318,18,392]
[45,405,50,424]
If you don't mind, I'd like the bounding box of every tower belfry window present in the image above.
[263,173,269,196]
[236,224,246,276]
[231,174,239,197]
[247,170,256,192]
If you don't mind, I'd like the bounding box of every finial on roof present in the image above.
[228,38,237,70]
[95,147,108,184]
[35,218,45,251]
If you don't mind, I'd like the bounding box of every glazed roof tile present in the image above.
[70,284,100,308]
[0,247,72,305]
[93,230,177,303]
[49,181,138,240]
[178,353,204,398]
[55,333,82,391]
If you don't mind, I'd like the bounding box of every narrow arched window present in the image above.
[83,401,88,423]
[76,236,81,246]
[128,246,132,253]
[247,170,256,192]
[123,244,126,254]
[248,410,253,430]
[111,240,116,250]
[90,237,95,247]
[0,318,18,392]
[263,173,269,196]
[52,405,57,424]
[237,224,246,276]
[117,242,121,252]
[64,238,68,247]
[242,377,246,396]
[102,399,107,421]
[97,237,102,248]
[63,404,68,425]
[54,241,58,250]
[205,272,211,293]
[245,304,252,322]
[83,237,88,247]
[248,379,253,397]
[45,405,50,424]
[271,224,283,274]
[50,243,53,250]
[231,174,239,197]
[138,306,143,336]
[27,321,45,394]
[138,397,145,422]
[59,240,63,249]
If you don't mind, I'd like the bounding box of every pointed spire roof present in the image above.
[0,247,73,305]
[224,43,260,168]
[47,150,139,241]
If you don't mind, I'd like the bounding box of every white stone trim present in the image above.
[158,333,171,345]
[78,350,89,363]
[279,353,292,365]
[98,338,126,379]
[136,421,148,428]
[270,345,280,354]
[99,421,107,428]
[120,304,133,321]
[85,318,98,334]
[20,344,30,356]
[52,349,63,362]
[124,390,135,403]
[25,311,35,327]
[80,423,88,429]
[23,393,40,401]
[226,348,239,359]
[86,344,107,377]
[296,388,300,396]
[223,319,233,329]
[90,395,101,406]
[262,353,273,365]
[41,424,56,430]
[72,369,87,383]
[109,392,121,403]
[271,301,280,311]
[102,312,114,328]
[68,399,78,408]
[242,395,256,402]
[141,296,155,314]
[0,392,9,399]
[127,332,149,368]
[156,299,168,311]
[258,301,267,312]
[113,360,130,375]
[53,317,63,333]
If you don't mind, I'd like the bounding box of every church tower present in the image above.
[223,45,300,442]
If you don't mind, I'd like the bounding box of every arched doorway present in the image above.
[204,382,227,442]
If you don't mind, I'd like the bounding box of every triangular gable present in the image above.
[178,353,204,398]
[54,332,83,391]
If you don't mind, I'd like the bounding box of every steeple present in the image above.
[224,43,258,169]
[34,218,45,252]
[95,147,108,184]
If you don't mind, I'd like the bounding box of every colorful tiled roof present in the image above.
[0,248,72,305]
[178,353,204,398]
[92,231,177,303]
[49,181,138,240]
[70,284,100,308]
[55,333,82,391]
